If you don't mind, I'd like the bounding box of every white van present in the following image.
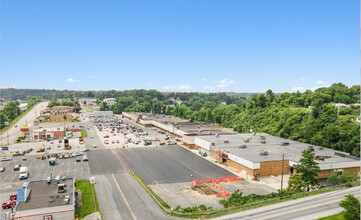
[19,167,29,180]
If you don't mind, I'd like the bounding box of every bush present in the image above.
[340,195,360,220]
[327,172,359,186]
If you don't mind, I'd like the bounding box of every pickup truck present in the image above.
[2,201,16,209]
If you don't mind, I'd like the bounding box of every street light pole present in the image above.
[280,154,285,199]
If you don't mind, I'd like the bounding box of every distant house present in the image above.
[19,103,28,111]
[356,117,361,123]
[175,98,182,105]
[221,102,227,105]
[333,103,350,108]
[104,98,116,106]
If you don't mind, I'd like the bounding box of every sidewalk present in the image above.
[82,212,101,220]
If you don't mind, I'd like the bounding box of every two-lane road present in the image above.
[216,186,360,220]
[0,102,47,145]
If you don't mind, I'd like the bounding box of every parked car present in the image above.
[93,144,97,148]
[82,148,89,152]
[111,140,115,144]
[14,164,21,171]
[0,167,5,172]
[2,201,16,209]
[116,140,119,143]
[104,135,109,138]
[59,140,62,143]
[83,156,88,161]
[91,136,94,139]
[76,157,81,162]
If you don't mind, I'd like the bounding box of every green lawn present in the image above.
[81,130,88,137]
[75,180,101,219]
[317,213,345,220]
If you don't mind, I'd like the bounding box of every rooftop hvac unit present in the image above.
[216,134,220,137]
[319,147,324,150]
[260,136,266,140]
[281,142,289,146]
[259,151,269,156]
[245,138,250,143]
[224,140,229,143]
[211,142,215,146]
[260,140,266,144]
[238,144,247,148]
[209,132,212,135]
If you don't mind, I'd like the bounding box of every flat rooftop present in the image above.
[16,178,74,211]
[197,133,359,164]
[33,127,64,132]
[144,114,189,123]
[174,122,233,135]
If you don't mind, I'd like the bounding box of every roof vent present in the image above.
[216,134,219,137]
[211,142,215,146]
[260,136,266,140]
[281,142,289,146]
[224,140,229,143]
[260,140,266,144]
[319,147,324,150]
[238,144,247,148]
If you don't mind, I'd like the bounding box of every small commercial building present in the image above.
[94,111,113,117]
[33,128,65,140]
[51,106,74,113]
[103,98,117,106]
[19,103,28,111]
[195,133,360,179]
[14,178,75,220]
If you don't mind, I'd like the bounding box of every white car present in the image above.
[1,157,11,162]
[83,156,88,161]
[93,144,97,148]
[82,148,90,152]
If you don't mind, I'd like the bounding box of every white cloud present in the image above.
[65,78,78,83]
[292,87,306,92]
[316,80,327,84]
[178,85,191,90]
[164,85,177,90]
[204,86,216,91]
[217,79,236,88]
[300,77,306,81]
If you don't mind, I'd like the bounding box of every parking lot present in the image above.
[0,153,90,214]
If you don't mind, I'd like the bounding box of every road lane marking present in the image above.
[112,174,137,220]
[256,194,360,220]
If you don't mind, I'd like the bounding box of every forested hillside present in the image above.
[99,83,360,156]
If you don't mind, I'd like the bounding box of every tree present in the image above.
[293,149,321,191]
[339,195,360,220]
[287,175,308,193]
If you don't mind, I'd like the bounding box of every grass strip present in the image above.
[75,180,101,219]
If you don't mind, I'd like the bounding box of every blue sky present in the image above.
[1,0,359,93]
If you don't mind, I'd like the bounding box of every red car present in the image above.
[2,201,16,209]
[110,131,113,133]
[116,140,119,143]
[104,135,109,138]
[176,139,181,141]
[111,140,115,144]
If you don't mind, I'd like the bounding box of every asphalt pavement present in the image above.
[0,102,47,145]
[117,145,234,185]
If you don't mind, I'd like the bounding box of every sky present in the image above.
[1,0,359,93]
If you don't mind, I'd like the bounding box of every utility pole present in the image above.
[280,154,285,199]
[190,153,194,177]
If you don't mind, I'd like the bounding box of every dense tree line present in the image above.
[99,83,360,156]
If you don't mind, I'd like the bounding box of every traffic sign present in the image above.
[2,147,9,151]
